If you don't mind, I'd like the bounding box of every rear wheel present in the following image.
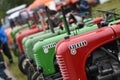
[18,54,29,74]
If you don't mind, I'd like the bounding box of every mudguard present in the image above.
[16,25,48,54]
[56,25,120,80]
[33,24,98,76]
[111,24,120,36]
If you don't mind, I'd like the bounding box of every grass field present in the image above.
[92,0,120,17]
[4,53,27,80]
[3,0,120,80]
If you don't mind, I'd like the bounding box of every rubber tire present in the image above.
[18,54,28,74]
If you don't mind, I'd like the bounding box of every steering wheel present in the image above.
[97,9,119,16]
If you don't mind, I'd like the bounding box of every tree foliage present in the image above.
[0,0,34,18]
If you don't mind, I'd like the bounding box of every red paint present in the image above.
[16,25,48,54]
[111,24,120,36]
[93,17,103,24]
[56,24,120,80]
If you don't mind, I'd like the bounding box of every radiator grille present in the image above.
[56,55,70,80]
[34,54,40,67]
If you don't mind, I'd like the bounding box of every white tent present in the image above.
[8,11,20,19]
[8,9,33,19]
[6,4,26,15]
[99,0,109,4]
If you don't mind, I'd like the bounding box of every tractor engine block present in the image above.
[86,49,120,80]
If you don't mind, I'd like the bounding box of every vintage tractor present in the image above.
[55,10,120,80]
[32,9,120,80]
[56,23,120,80]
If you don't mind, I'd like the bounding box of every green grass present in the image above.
[3,0,120,80]
[92,0,120,17]
[4,52,27,80]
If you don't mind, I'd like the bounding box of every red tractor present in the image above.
[56,22,120,80]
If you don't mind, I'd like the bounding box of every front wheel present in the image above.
[18,54,29,74]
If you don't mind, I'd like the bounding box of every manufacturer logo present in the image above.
[43,42,57,53]
[69,40,88,55]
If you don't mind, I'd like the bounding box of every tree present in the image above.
[0,0,34,18]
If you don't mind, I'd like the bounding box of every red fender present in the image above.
[111,24,120,36]
[56,25,120,80]
[16,25,48,54]
[93,17,103,24]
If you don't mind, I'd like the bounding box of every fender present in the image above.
[56,25,119,80]
[111,24,120,36]
[16,25,48,54]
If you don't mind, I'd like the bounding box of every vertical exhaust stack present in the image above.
[61,6,71,35]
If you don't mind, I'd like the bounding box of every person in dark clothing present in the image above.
[0,47,6,69]
[0,41,12,80]
[0,54,12,80]
[0,21,13,64]
[79,0,92,18]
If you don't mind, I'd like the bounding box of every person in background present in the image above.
[0,41,12,80]
[79,0,93,18]
[0,21,13,64]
